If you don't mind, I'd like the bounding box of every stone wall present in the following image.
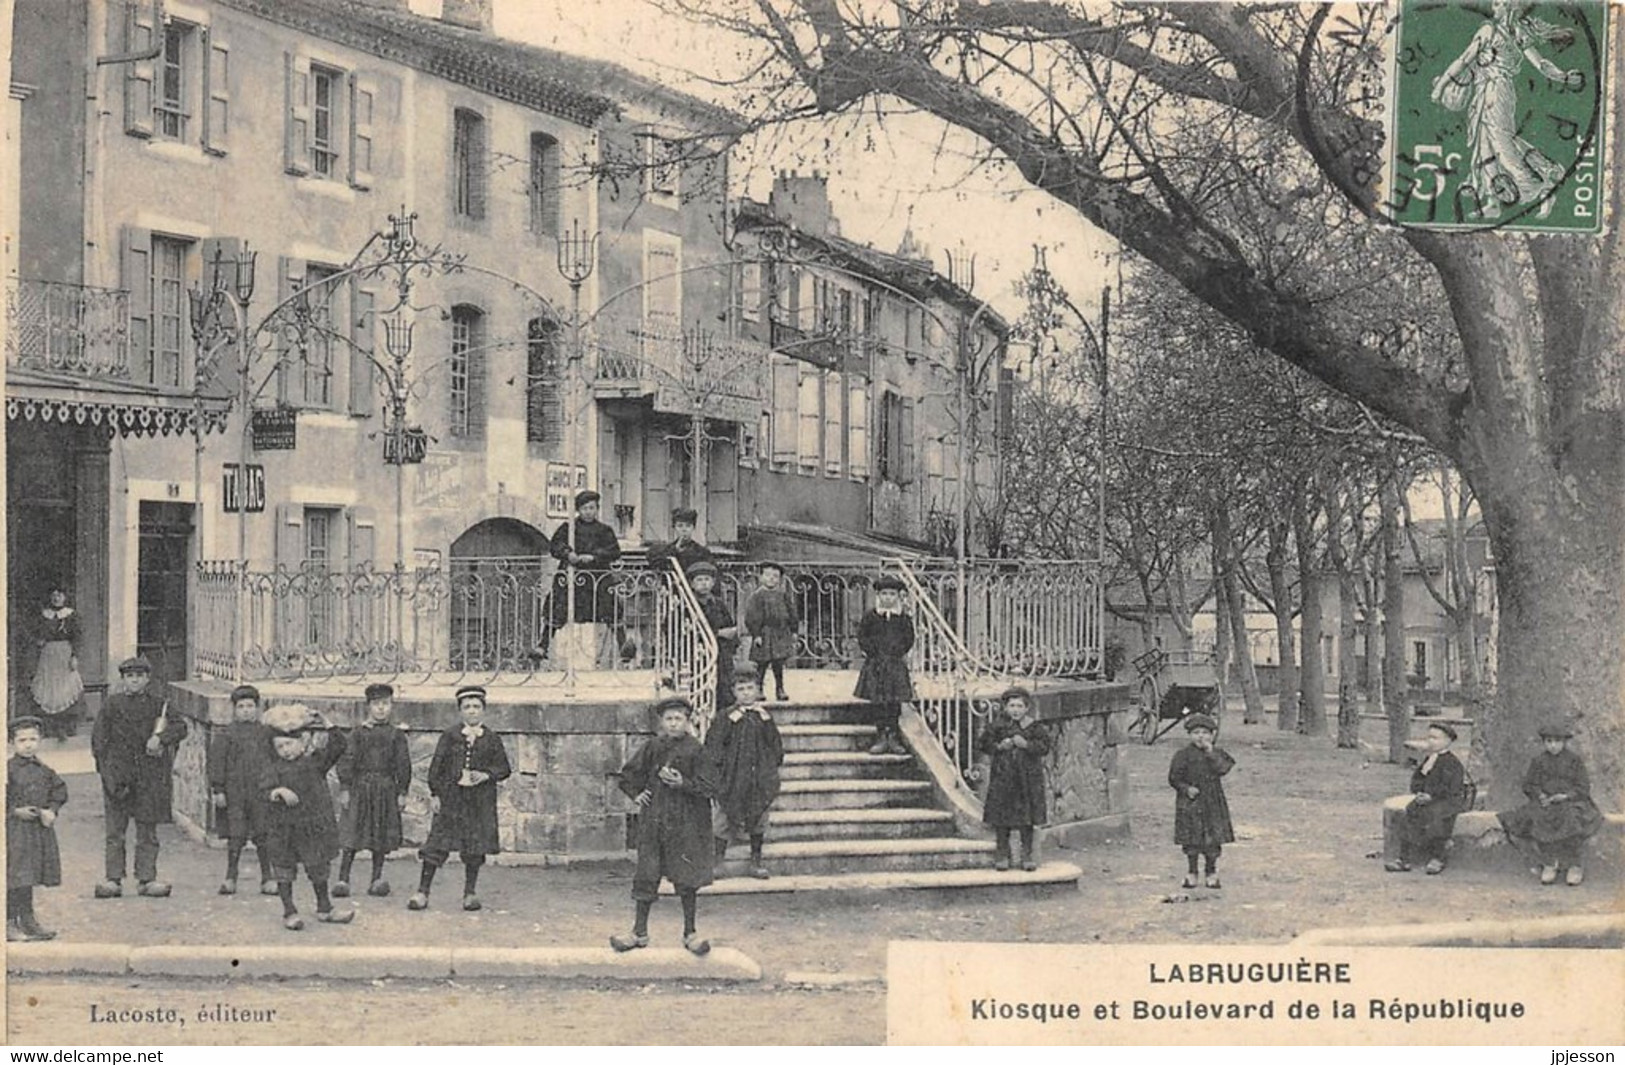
[1031,682,1132,846]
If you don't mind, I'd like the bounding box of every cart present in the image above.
[1125,647,1224,745]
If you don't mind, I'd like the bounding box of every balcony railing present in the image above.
[591,320,766,420]
[5,278,131,378]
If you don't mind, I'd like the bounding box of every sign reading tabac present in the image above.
[1387,0,1607,232]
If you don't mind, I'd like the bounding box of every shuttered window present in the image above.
[449,304,486,439]
[453,108,486,219]
[797,366,821,471]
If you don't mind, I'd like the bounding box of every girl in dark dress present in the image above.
[208,684,275,896]
[854,575,916,755]
[257,704,354,931]
[30,588,84,741]
[1498,721,1603,886]
[977,687,1052,872]
[611,697,717,956]
[7,718,66,941]
[408,686,511,913]
[745,561,799,701]
[1168,713,1235,889]
[334,683,413,899]
[1385,722,1469,875]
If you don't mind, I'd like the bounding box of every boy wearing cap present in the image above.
[854,575,915,755]
[687,561,741,711]
[540,491,624,659]
[1498,721,1602,886]
[977,687,1052,872]
[1386,722,1468,875]
[8,717,66,941]
[1168,713,1235,889]
[258,704,353,931]
[334,683,413,898]
[91,655,187,898]
[707,673,784,878]
[745,561,799,702]
[648,507,713,575]
[208,684,276,896]
[409,686,511,912]
[612,697,717,955]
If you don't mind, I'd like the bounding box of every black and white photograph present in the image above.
[2,0,1620,1048]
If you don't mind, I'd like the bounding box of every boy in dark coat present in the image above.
[258,704,354,931]
[976,687,1052,872]
[1498,720,1603,886]
[8,717,66,941]
[539,491,625,660]
[91,655,187,898]
[1386,722,1468,875]
[209,684,275,896]
[854,575,915,755]
[612,697,717,955]
[1168,713,1235,889]
[688,561,741,711]
[409,686,511,912]
[745,561,799,701]
[334,682,414,898]
[707,674,784,878]
[647,507,713,575]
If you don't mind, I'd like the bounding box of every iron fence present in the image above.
[5,278,131,378]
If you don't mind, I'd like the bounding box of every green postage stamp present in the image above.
[1387,0,1609,232]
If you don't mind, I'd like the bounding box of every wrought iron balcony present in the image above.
[591,318,767,422]
[4,278,131,379]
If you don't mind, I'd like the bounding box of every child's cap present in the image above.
[651,696,694,719]
[364,682,395,702]
[230,684,262,704]
[9,716,45,738]
[1427,721,1458,741]
[263,702,315,736]
[455,685,487,705]
[687,561,718,580]
[1183,713,1218,733]
[758,560,784,574]
[1537,719,1574,740]
[873,575,905,592]
[574,489,601,508]
[118,655,153,675]
[999,686,1035,707]
[671,507,698,525]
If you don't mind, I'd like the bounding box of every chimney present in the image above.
[441,0,493,32]
[769,170,836,237]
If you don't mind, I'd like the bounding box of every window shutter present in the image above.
[347,506,377,568]
[770,359,796,463]
[120,227,153,382]
[349,73,376,190]
[273,504,303,572]
[848,380,869,478]
[122,2,156,137]
[899,397,916,485]
[275,256,305,404]
[642,433,669,531]
[201,28,229,155]
[823,370,843,476]
[797,366,821,470]
[284,51,311,175]
[349,284,376,415]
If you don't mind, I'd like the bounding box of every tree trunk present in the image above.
[1267,523,1298,732]
[1294,489,1327,736]
[1380,477,1410,765]
[1213,503,1263,723]
[1363,561,1384,723]
[1213,546,1232,690]
[1325,485,1361,748]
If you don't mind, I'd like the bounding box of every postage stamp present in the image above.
[1386,0,1609,232]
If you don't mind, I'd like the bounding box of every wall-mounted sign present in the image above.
[384,427,429,465]
[545,463,588,519]
[222,463,266,513]
[251,408,298,450]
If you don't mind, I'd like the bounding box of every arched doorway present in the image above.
[448,518,550,670]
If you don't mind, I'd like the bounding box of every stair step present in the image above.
[664,861,1083,898]
[770,807,955,826]
[779,724,877,753]
[717,836,995,877]
[767,807,958,841]
[758,704,886,727]
[776,778,934,810]
[780,751,916,781]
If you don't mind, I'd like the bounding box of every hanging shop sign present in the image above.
[545,462,588,519]
[251,408,298,450]
[384,427,429,465]
[222,463,266,514]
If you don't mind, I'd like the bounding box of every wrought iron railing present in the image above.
[589,318,765,417]
[665,560,719,734]
[4,278,131,378]
[909,559,1103,678]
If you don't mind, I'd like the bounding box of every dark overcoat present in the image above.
[618,733,716,891]
[696,592,740,704]
[548,518,623,625]
[7,754,67,888]
[257,730,348,876]
[1497,749,1603,845]
[745,585,800,664]
[647,538,713,575]
[92,689,188,824]
[1400,750,1468,846]
[422,726,512,857]
[337,722,413,852]
[854,610,916,703]
[705,708,784,828]
[1169,743,1236,849]
[978,716,1052,827]
[208,720,272,839]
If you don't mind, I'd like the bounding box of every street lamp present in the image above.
[554,218,599,689]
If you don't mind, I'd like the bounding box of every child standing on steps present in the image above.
[977,687,1051,872]
[612,697,717,955]
[745,561,799,701]
[8,717,66,942]
[258,704,354,931]
[1168,713,1235,889]
[409,685,510,913]
[334,683,413,899]
[209,684,275,896]
[1497,719,1602,886]
[706,674,784,879]
[855,574,915,756]
[687,562,741,712]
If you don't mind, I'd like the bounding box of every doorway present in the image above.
[136,502,194,686]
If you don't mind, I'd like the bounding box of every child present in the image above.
[647,507,713,575]
[1168,713,1235,889]
[977,687,1052,872]
[706,674,784,879]
[409,685,511,912]
[745,561,799,702]
[1497,720,1603,886]
[334,682,413,898]
[91,655,187,898]
[612,697,717,954]
[258,704,354,931]
[687,562,741,712]
[209,684,276,896]
[1385,722,1468,875]
[854,575,915,755]
[7,717,66,941]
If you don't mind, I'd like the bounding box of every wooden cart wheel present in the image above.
[1139,676,1162,744]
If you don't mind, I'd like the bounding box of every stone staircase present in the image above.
[698,698,1084,896]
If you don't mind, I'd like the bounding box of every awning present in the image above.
[6,368,231,438]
